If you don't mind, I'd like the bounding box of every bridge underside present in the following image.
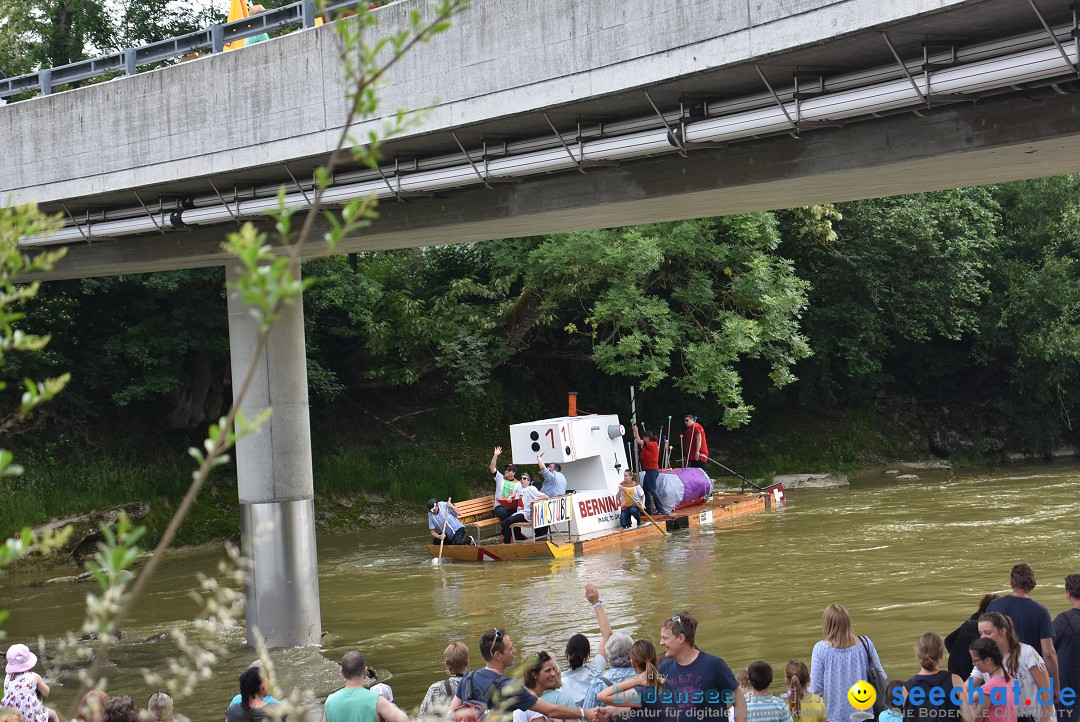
[39,86,1080,281]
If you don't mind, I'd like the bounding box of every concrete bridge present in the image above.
[4,0,1080,647]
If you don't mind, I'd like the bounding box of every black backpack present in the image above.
[455,670,498,722]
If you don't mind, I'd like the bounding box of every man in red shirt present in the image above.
[633,426,665,515]
[684,414,708,469]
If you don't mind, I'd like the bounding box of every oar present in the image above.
[621,486,667,536]
[707,459,765,491]
[434,496,452,565]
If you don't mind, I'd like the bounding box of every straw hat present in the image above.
[5,644,37,674]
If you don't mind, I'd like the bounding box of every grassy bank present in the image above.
[722,406,930,479]
[1,441,482,546]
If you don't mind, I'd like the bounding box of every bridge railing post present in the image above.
[302,0,317,28]
[124,49,137,76]
[211,24,225,54]
[38,69,51,96]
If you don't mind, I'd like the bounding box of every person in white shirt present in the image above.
[500,472,547,543]
[489,446,522,520]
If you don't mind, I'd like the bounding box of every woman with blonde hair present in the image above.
[784,660,825,722]
[147,691,174,722]
[809,603,886,722]
[597,640,678,721]
[0,709,27,722]
[902,633,962,722]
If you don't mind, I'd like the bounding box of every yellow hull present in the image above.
[427,539,576,562]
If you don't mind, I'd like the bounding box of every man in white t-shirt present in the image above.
[489,446,522,520]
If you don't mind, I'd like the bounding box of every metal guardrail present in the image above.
[0,0,371,100]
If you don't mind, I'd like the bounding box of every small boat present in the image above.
[427,411,784,563]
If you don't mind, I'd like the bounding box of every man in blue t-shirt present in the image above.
[987,563,1059,696]
[536,453,568,497]
[659,611,745,722]
[447,628,603,720]
[427,499,474,546]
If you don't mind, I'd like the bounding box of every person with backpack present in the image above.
[809,603,887,722]
[446,628,606,721]
[418,642,470,719]
[899,632,962,722]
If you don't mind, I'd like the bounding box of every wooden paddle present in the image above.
[435,496,452,564]
[621,486,667,536]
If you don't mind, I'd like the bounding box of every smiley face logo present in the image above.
[848,680,876,711]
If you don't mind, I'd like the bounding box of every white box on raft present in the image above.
[509,414,628,493]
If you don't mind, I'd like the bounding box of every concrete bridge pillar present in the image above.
[226,259,322,648]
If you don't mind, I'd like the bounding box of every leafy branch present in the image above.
[65,0,468,713]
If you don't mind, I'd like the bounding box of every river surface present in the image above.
[2,462,1079,721]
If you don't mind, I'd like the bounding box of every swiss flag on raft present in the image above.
[224,0,250,51]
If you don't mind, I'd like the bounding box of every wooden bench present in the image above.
[454,495,505,541]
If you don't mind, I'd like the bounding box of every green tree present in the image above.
[300,215,814,429]
[302,245,514,397]
[485,215,813,428]
[779,189,1000,401]
[981,175,1080,431]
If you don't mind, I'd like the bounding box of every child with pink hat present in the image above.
[2,644,58,722]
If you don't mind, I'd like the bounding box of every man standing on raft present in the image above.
[633,425,665,515]
[684,414,709,469]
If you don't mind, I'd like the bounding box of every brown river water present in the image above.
[2,462,1078,721]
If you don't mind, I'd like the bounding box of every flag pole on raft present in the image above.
[686,421,697,468]
[679,434,685,468]
[656,427,664,469]
[664,415,673,467]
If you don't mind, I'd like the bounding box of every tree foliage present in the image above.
[484,216,812,428]
[0,0,223,78]
[983,176,1080,428]
[778,188,1000,400]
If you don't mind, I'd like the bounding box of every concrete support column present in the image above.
[226,260,322,648]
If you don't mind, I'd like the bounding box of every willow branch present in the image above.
[68,3,466,712]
